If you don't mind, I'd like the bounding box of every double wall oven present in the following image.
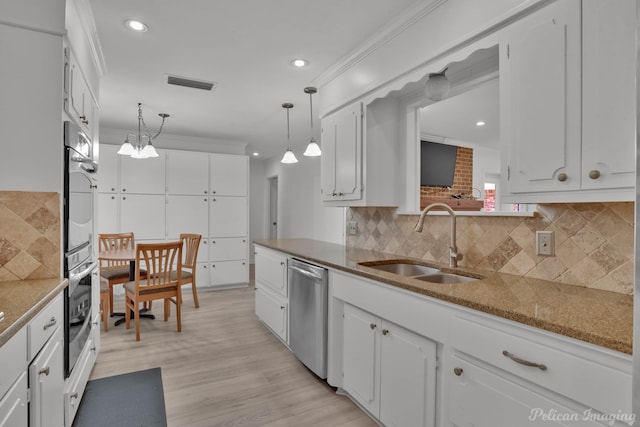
[63,121,98,378]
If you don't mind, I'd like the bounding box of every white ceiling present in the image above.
[90,0,421,158]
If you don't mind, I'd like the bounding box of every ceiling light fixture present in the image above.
[117,103,169,159]
[290,59,308,68]
[425,67,450,101]
[303,87,321,157]
[476,121,486,126]
[280,103,298,164]
[125,19,148,32]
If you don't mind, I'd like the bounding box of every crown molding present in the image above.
[71,0,107,77]
[313,0,448,87]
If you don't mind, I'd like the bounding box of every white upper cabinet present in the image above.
[166,195,209,239]
[166,150,209,195]
[210,154,248,196]
[209,196,247,238]
[120,150,166,195]
[120,194,165,240]
[501,0,581,194]
[581,0,636,191]
[321,98,399,207]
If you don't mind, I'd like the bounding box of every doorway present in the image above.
[268,176,278,239]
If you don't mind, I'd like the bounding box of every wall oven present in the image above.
[64,121,98,377]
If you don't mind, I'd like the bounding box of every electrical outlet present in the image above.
[348,221,358,235]
[536,231,554,256]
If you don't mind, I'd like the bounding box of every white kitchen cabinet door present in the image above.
[120,150,166,195]
[255,285,287,343]
[166,195,208,239]
[343,303,381,417]
[321,102,362,201]
[209,260,248,286]
[195,262,209,287]
[448,355,604,427]
[379,321,436,427]
[209,196,247,237]
[502,0,581,194]
[29,326,64,427]
[120,194,165,240]
[581,0,635,191]
[197,238,209,264]
[210,154,248,196]
[254,247,287,297]
[0,372,27,427]
[97,144,119,193]
[166,150,209,195]
[67,49,95,136]
[97,193,118,234]
[209,237,247,261]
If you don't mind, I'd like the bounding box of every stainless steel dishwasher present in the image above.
[288,258,328,379]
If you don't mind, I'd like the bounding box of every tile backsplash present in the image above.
[0,191,60,281]
[346,203,634,295]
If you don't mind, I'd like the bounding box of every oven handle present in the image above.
[69,261,98,285]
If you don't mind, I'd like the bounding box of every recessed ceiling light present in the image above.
[476,121,486,127]
[290,59,309,68]
[125,20,148,32]
[252,152,259,157]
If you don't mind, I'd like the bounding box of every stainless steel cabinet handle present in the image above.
[280,306,285,310]
[453,367,463,376]
[502,350,547,371]
[43,317,57,330]
[39,367,50,376]
[382,329,389,336]
[70,392,78,400]
[370,323,377,330]
[589,170,601,180]
[557,173,568,182]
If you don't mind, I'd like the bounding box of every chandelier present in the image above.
[117,103,169,159]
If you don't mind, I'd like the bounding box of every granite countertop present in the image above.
[254,238,633,355]
[0,278,68,347]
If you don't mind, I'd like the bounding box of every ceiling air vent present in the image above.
[165,74,216,91]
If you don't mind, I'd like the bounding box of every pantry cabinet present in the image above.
[210,154,248,196]
[120,152,166,195]
[166,195,209,239]
[343,303,437,427]
[166,150,209,195]
[119,194,166,241]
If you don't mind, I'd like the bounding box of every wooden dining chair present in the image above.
[98,232,145,316]
[172,233,202,308]
[124,241,183,341]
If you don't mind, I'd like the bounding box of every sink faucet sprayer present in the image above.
[414,203,463,268]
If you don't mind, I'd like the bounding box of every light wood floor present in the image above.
[91,279,376,427]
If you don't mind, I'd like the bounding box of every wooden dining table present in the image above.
[98,248,155,326]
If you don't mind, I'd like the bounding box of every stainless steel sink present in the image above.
[362,262,441,276]
[413,273,479,284]
[359,260,481,284]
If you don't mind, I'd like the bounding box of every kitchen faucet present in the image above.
[414,202,463,268]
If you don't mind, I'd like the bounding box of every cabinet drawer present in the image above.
[0,371,27,427]
[28,294,63,362]
[451,316,631,417]
[255,285,287,343]
[210,237,247,261]
[0,328,27,402]
[64,337,95,427]
[254,247,287,297]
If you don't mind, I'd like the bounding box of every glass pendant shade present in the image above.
[281,149,298,164]
[425,70,450,101]
[117,141,135,155]
[118,103,168,159]
[303,139,321,157]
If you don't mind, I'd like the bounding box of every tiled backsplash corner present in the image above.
[0,191,60,281]
[346,203,634,295]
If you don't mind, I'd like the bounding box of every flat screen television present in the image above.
[420,141,458,187]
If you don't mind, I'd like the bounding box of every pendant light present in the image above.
[303,87,321,157]
[118,102,169,159]
[280,103,298,164]
[425,68,450,102]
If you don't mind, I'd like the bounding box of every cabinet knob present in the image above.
[369,323,377,330]
[453,367,463,376]
[338,192,344,196]
[111,187,116,191]
[122,188,127,192]
[39,366,50,376]
[204,198,208,202]
[280,305,285,310]
[212,190,217,194]
[557,173,568,182]
[123,196,127,200]
[111,196,115,200]
[204,190,208,194]
[382,329,389,335]
[589,169,601,180]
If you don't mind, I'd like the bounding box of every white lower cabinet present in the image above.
[64,336,96,427]
[0,372,27,427]
[255,285,288,343]
[209,260,248,287]
[29,326,64,427]
[343,303,437,427]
